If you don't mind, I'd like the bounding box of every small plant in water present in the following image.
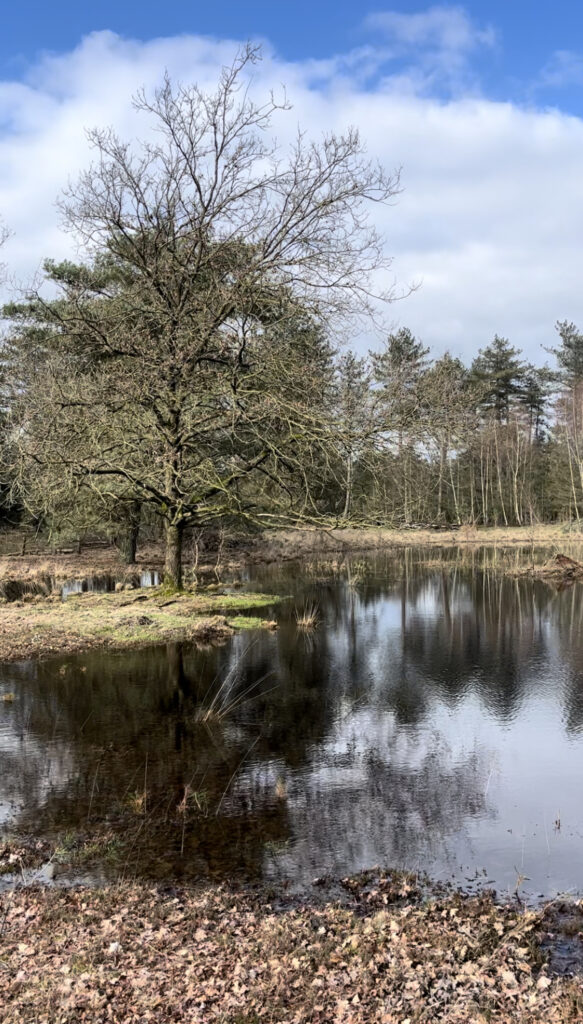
[264,838,290,855]
[177,785,209,817]
[275,776,287,800]
[196,648,274,722]
[513,865,530,905]
[295,603,320,630]
[347,561,366,589]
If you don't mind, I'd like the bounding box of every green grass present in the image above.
[227,615,269,629]
[0,585,284,661]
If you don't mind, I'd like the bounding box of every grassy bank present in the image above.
[1,523,582,662]
[1,875,581,1023]
[1,523,583,585]
[0,588,280,662]
[255,523,583,562]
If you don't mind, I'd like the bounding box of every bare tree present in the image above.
[7,46,401,586]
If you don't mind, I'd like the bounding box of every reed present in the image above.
[295,603,320,630]
[196,648,275,723]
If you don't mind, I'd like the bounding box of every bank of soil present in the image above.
[0,588,280,662]
[1,874,582,1023]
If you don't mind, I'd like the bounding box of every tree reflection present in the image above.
[2,551,583,884]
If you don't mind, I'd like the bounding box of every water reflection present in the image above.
[0,569,161,602]
[2,549,583,898]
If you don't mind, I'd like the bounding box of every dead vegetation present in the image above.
[294,602,320,630]
[1,876,582,1023]
[513,552,583,584]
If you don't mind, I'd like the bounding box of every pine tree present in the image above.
[552,321,583,384]
[471,335,526,423]
[371,328,430,523]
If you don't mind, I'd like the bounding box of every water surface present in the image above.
[2,548,583,900]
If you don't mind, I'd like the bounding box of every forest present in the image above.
[2,287,583,571]
[1,48,583,586]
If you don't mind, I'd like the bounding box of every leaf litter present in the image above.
[1,870,583,1022]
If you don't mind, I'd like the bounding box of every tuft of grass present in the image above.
[195,651,275,723]
[127,790,148,815]
[54,829,122,866]
[295,603,320,630]
[177,785,209,817]
[347,560,367,589]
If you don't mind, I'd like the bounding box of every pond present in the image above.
[2,547,583,901]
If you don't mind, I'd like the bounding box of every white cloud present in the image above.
[364,5,495,53]
[538,49,583,90]
[362,5,495,97]
[0,27,582,367]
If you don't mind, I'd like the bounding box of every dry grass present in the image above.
[0,588,281,662]
[256,523,583,560]
[0,546,155,585]
[2,524,583,588]
[195,655,274,723]
[295,603,320,630]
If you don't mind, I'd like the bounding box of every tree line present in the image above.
[0,47,582,586]
[332,323,583,529]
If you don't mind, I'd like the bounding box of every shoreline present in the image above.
[1,524,583,663]
[1,523,582,582]
[1,871,581,1022]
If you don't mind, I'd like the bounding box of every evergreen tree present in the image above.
[371,327,430,430]
[471,335,526,423]
[518,364,556,441]
[370,328,430,523]
[552,321,583,384]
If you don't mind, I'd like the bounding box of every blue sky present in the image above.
[2,3,583,363]
[4,1,583,111]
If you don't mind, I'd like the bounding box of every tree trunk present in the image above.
[120,501,141,565]
[448,455,461,525]
[342,451,353,519]
[120,523,139,565]
[437,440,445,522]
[493,427,509,526]
[164,520,185,589]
